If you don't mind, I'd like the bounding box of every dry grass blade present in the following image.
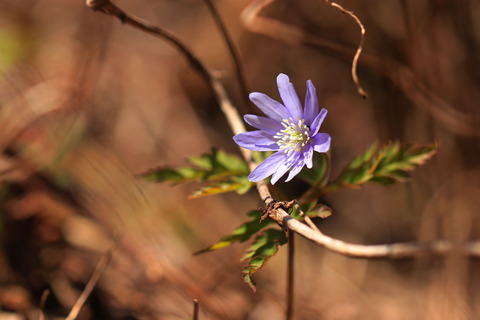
[64,245,115,320]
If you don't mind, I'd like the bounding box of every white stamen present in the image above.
[274,118,311,155]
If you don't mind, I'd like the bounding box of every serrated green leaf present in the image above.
[241,228,288,291]
[349,141,379,169]
[189,182,243,199]
[334,141,437,188]
[194,211,275,255]
[290,202,332,220]
[141,148,255,196]
[188,153,215,171]
[305,203,332,219]
[215,149,249,172]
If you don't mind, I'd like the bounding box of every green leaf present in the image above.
[241,228,288,292]
[142,167,203,183]
[335,141,437,187]
[194,211,275,255]
[188,176,253,199]
[290,202,332,220]
[141,148,255,196]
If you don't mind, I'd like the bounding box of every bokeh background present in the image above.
[1,0,480,319]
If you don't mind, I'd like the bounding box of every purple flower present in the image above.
[233,73,331,184]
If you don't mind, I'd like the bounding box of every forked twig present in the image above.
[85,0,480,259]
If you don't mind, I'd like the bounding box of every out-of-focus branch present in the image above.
[85,0,248,147]
[65,245,114,320]
[241,0,480,138]
[203,0,251,110]
[85,0,480,259]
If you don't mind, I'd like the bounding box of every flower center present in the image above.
[274,118,311,155]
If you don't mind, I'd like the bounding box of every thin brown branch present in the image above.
[268,209,480,258]
[193,299,200,320]
[295,202,320,233]
[65,245,115,320]
[85,0,480,259]
[85,0,248,151]
[286,230,295,320]
[203,0,250,110]
[38,290,49,320]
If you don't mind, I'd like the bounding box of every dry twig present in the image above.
[85,0,480,259]
[65,245,115,320]
[241,0,480,138]
[322,0,367,98]
[203,0,250,110]
[193,299,199,320]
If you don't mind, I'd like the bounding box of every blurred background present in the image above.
[1,0,480,319]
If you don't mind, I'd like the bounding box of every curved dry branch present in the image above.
[322,0,367,98]
[85,0,480,259]
[241,0,480,138]
[85,0,248,144]
[242,0,367,97]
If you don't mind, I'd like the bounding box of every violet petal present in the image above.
[248,151,286,182]
[285,157,306,182]
[244,114,283,135]
[271,152,299,184]
[304,80,319,124]
[249,92,290,122]
[303,145,314,169]
[310,108,328,136]
[233,131,279,151]
[277,74,303,120]
[312,133,331,153]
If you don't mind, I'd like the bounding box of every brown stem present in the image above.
[203,0,251,111]
[193,299,200,320]
[85,0,480,259]
[65,245,115,320]
[286,230,295,320]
